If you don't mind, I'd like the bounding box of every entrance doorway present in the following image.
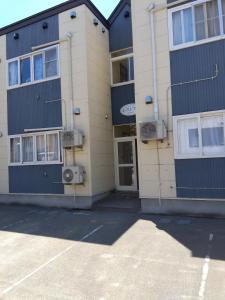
[114,124,138,191]
[114,137,138,191]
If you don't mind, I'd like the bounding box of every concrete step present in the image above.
[93,191,141,213]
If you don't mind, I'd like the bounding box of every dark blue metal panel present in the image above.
[9,165,64,194]
[7,79,62,135]
[170,40,225,116]
[6,15,59,59]
[111,83,135,125]
[175,158,225,199]
[109,3,133,52]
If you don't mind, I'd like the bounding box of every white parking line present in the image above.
[198,233,214,299]
[1,225,104,296]
[199,256,210,298]
[2,210,38,230]
[73,212,92,216]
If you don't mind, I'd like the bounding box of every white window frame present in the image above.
[168,0,225,51]
[7,45,60,89]
[9,130,62,166]
[173,110,225,159]
[110,49,134,87]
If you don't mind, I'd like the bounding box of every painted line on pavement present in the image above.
[198,233,214,299]
[1,225,104,296]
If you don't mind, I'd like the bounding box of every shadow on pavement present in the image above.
[0,202,225,261]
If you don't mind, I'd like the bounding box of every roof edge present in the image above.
[108,0,131,25]
[0,0,109,37]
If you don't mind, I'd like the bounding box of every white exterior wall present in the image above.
[59,5,114,197]
[59,5,92,196]
[131,0,176,199]
[0,35,9,193]
[85,9,115,195]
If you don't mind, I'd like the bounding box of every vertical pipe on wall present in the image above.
[147,3,159,121]
[66,32,76,199]
[66,32,75,131]
[147,3,161,200]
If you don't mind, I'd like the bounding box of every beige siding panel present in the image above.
[59,5,114,197]
[59,5,92,196]
[85,7,115,195]
[132,0,176,199]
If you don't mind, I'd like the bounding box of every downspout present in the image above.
[66,32,74,131]
[147,3,159,121]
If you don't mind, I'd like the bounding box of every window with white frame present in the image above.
[9,131,61,165]
[8,45,59,88]
[111,48,134,85]
[174,111,225,158]
[169,0,225,49]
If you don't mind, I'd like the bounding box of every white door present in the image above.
[115,138,137,191]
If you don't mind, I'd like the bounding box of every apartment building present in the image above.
[0,0,225,215]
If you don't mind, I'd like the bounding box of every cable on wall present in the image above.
[166,64,219,134]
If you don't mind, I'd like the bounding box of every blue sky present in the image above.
[0,0,120,28]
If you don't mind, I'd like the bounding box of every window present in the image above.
[36,135,46,161]
[9,131,61,165]
[8,45,59,88]
[177,118,200,156]
[201,115,224,155]
[8,61,18,86]
[46,133,59,161]
[22,136,33,162]
[20,57,31,84]
[114,124,137,138]
[34,54,44,81]
[111,49,134,85]
[45,48,58,78]
[174,111,225,159]
[169,0,225,49]
[10,137,21,163]
[222,0,225,32]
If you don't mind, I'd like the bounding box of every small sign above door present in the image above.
[120,103,136,116]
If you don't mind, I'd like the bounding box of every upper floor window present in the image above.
[111,47,134,86]
[10,131,61,165]
[169,0,225,50]
[8,45,59,88]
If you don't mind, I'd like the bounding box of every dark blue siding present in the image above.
[109,3,133,52]
[8,79,62,135]
[6,15,62,195]
[9,165,64,194]
[6,15,59,59]
[111,83,135,125]
[170,40,225,116]
[175,159,225,199]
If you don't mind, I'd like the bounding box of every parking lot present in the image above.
[0,204,225,300]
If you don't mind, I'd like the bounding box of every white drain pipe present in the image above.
[66,32,74,131]
[147,3,159,121]
[146,0,194,121]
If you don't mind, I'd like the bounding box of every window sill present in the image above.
[170,35,225,52]
[8,75,60,90]
[111,81,135,88]
[9,161,63,167]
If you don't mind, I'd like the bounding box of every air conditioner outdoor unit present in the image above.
[140,120,167,142]
[62,166,85,185]
[62,130,84,149]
